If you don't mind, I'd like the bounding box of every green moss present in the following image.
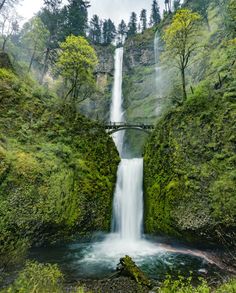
[0,68,119,272]
[118,255,151,288]
[144,79,236,245]
[0,261,87,293]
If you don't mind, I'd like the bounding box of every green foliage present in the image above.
[0,68,119,274]
[21,17,50,71]
[102,19,116,45]
[56,35,98,101]
[158,276,210,293]
[0,261,87,293]
[163,9,202,101]
[1,261,63,293]
[118,256,151,288]
[156,277,236,293]
[144,77,236,245]
[216,279,236,292]
[64,0,89,38]
[150,0,161,26]
[127,12,138,37]
[89,14,102,44]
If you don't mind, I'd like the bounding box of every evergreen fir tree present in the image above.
[150,0,161,26]
[65,0,90,37]
[117,19,127,44]
[140,9,147,32]
[89,14,102,44]
[127,12,137,36]
[102,19,116,44]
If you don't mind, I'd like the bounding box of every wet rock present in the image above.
[77,276,150,293]
[0,52,13,69]
[198,268,208,275]
[116,255,151,288]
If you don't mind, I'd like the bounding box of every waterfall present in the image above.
[110,47,124,155]
[110,48,144,241]
[154,31,163,115]
[112,159,143,240]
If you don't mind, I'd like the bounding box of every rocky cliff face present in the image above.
[0,67,119,268]
[123,34,155,72]
[144,79,236,246]
[79,45,115,121]
[123,29,157,123]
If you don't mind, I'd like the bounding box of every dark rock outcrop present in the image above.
[0,52,13,70]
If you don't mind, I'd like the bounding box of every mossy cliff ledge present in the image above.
[144,82,236,246]
[0,67,119,268]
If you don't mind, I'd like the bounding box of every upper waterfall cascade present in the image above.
[110,47,124,155]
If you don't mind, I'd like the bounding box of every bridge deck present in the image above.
[104,122,155,132]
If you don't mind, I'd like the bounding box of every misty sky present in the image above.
[17,0,166,25]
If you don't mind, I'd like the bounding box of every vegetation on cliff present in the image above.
[0,65,119,275]
[144,0,236,247]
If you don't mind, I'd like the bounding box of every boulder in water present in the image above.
[116,255,151,288]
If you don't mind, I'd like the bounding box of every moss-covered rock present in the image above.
[0,67,119,270]
[116,256,151,288]
[144,80,236,246]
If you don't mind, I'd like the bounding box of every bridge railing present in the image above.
[104,122,155,129]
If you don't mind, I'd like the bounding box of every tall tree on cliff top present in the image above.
[127,12,137,36]
[117,19,127,44]
[89,14,102,44]
[164,0,172,13]
[140,9,147,32]
[38,0,63,82]
[102,19,116,44]
[163,9,201,102]
[150,0,161,26]
[64,0,90,37]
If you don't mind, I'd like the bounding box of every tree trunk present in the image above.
[169,0,172,12]
[2,38,7,52]
[40,47,50,84]
[28,46,36,72]
[181,68,187,102]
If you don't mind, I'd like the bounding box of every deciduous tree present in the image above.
[0,7,19,51]
[163,9,201,101]
[56,35,98,103]
[21,17,49,72]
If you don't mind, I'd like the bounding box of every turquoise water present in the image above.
[30,233,225,282]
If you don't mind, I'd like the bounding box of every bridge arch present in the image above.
[107,127,151,135]
[104,122,154,135]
